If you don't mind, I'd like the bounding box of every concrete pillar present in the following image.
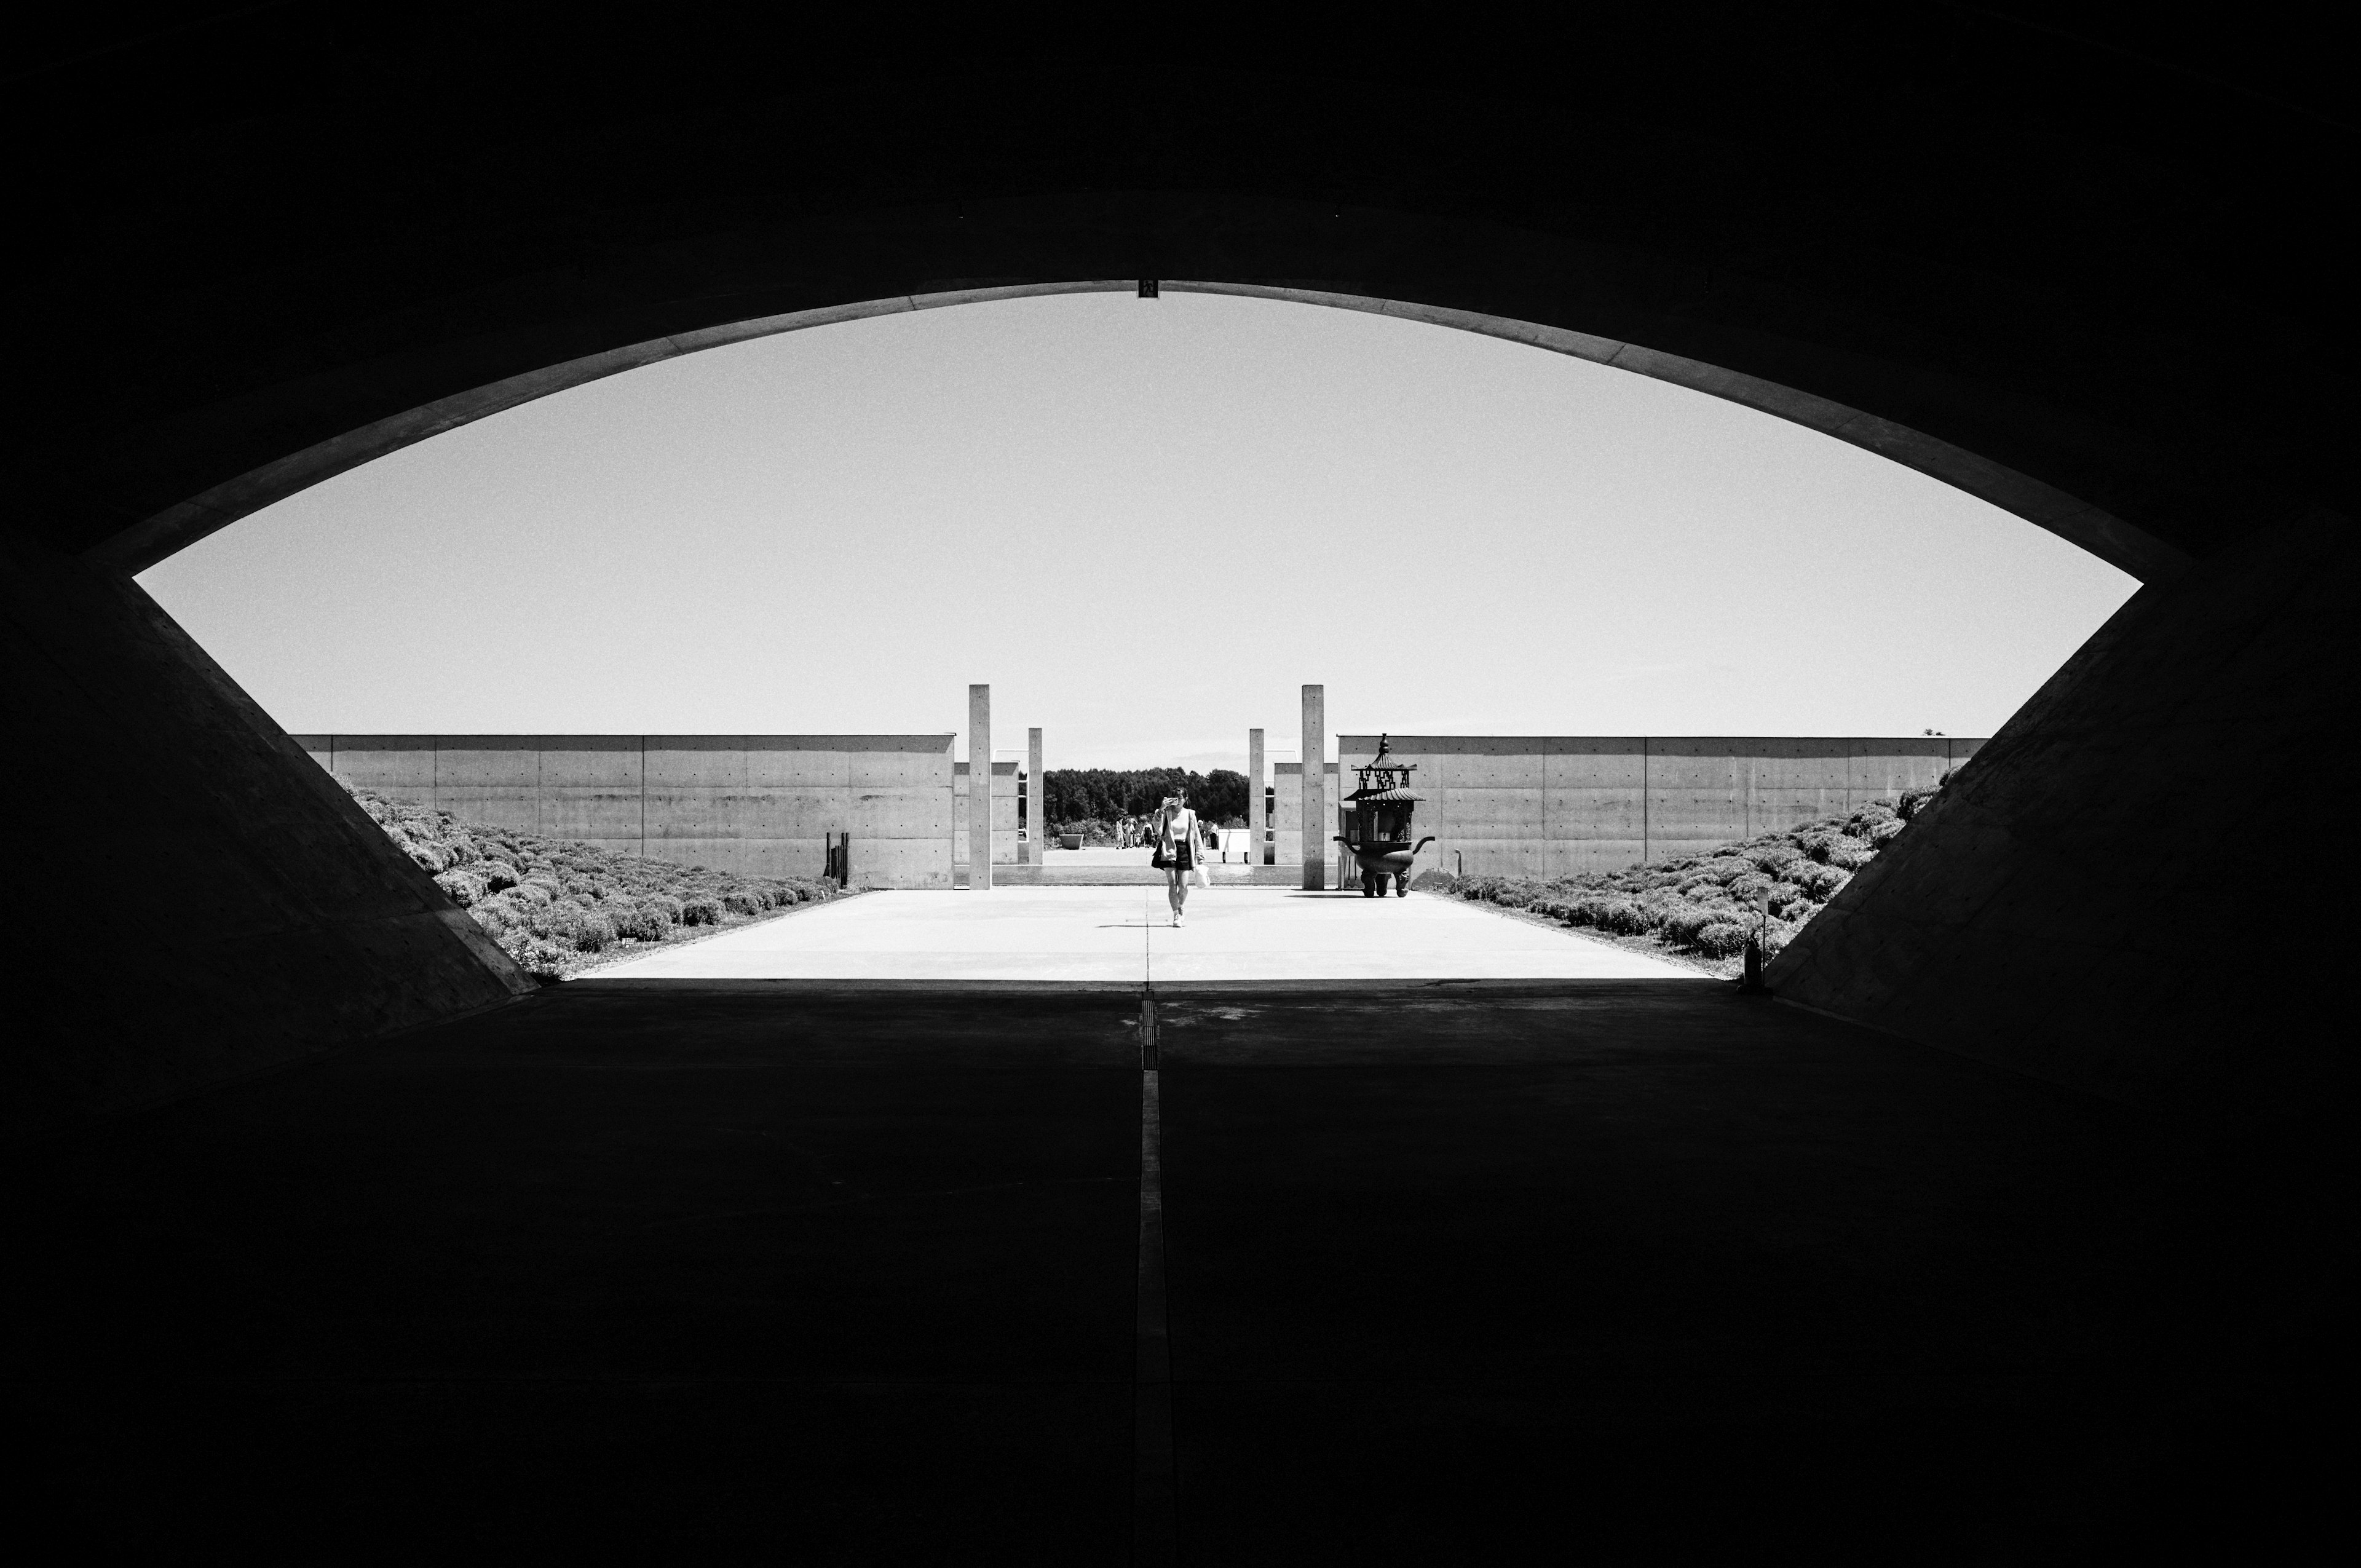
[968,684,992,890]
[1301,685,1324,890]
[1248,727,1265,866]
[1334,760,1353,892]
[1027,726,1044,863]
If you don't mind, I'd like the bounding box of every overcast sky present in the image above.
[140,291,2136,772]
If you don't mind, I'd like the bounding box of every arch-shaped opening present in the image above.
[14,25,2347,1552]
[143,283,2132,924]
[97,280,2188,584]
[13,19,2343,1136]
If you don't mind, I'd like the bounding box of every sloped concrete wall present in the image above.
[6,541,531,1143]
[1335,736,1985,881]
[306,735,954,889]
[1768,512,2354,1113]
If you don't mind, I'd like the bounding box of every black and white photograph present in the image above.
[3,5,2349,1560]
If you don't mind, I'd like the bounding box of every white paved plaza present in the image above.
[591,886,1707,983]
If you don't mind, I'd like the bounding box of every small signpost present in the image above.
[1741,885,1771,992]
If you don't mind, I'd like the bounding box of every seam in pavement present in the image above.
[565,976,1712,996]
[1134,989,1177,1564]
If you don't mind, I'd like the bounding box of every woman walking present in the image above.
[1151,791,1202,927]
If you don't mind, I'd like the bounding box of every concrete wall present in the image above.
[952,760,1020,868]
[1768,512,2352,1114]
[26,34,2352,1146]
[302,735,955,889]
[6,542,531,1142]
[1334,737,1987,881]
[1271,762,1341,884]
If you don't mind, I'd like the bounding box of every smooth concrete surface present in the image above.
[14,17,2353,1141]
[1248,727,1266,863]
[45,17,2337,588]
[1336,735,1989,881]
[1273,760,1340,882]
[590,887,1706,982]
[1018,846,1166,885]
[992,849,1304,887]
[303,734,956,887]
[1300,686,1324,890]
[1771,512,2357,1111]
[1025,727,1043,863]
[952,758,1020,868]
[2,540,532,1142]
[967,685,991,890]
[7,984,2334,1558]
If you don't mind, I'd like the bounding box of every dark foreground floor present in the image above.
[4,981,2341,1561]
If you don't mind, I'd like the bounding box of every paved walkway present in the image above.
[591,887,1706,982]
[19,983,2308,1556]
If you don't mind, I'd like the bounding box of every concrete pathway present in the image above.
[24,983,2298,1557]
[590,887,1706,982]
[1042,846,1157,866]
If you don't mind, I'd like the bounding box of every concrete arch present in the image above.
[9,21,2351,1550]
[7,14,2353,1138]
[95,279,2181,582]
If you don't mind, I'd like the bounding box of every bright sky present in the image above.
[140,291,2137,772]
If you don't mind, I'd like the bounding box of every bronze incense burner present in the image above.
[1334,735,1436,898]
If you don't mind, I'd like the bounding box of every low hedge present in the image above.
[1442,777,1951,967]
[341,778,840,980]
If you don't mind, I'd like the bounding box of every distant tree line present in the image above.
[1043,767,1251,828]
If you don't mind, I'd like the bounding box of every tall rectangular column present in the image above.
[1027,726,1044,863]
[1248,727,1265,866]
[1300,685,1324,890]
[968,684,992,890]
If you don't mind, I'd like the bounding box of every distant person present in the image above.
[1152,792,1202,926]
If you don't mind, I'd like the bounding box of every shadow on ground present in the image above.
[4,982,2339,1561]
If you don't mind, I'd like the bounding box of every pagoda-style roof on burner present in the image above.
[1348,735,1422,803]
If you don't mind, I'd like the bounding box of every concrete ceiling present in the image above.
[8,9,2352,576]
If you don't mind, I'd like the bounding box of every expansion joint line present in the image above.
[1133,987,1177,1564]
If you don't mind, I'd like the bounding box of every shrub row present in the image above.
[343,779,838,981]
[1433,778,1952,967]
